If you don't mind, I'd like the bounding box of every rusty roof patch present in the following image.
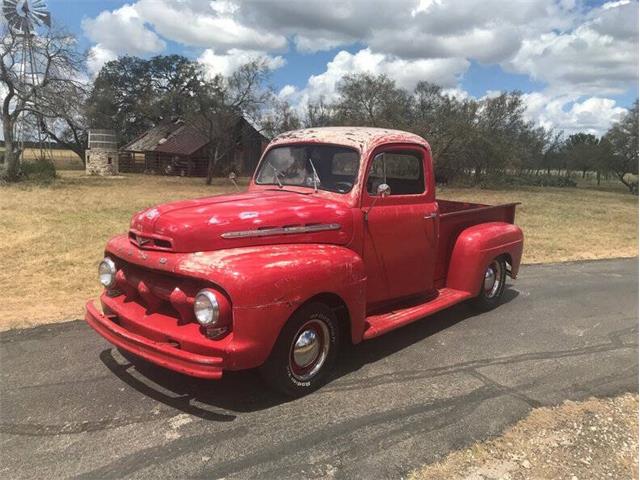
[269,127,430,153]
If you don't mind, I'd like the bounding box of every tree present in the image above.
[37,80,89,163]
[1,25,84,181]
[561,133,602,179]
[333,73,412,128]
[87,54,201,145]
[304,97,336,127]
[603,100,639,193]
[187,60,272,185]
[472,92,528,181]
[261,98,301,138]
[411,82,477,180]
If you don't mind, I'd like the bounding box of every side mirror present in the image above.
[377,183,391,197]
[365,183,390,223]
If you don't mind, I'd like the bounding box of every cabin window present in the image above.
[367,150,425,195]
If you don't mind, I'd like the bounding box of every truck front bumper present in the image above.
[85,301,224,379]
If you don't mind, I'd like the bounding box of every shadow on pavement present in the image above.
[99,288,520,421]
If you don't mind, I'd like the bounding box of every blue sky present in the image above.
[45,0,638,134]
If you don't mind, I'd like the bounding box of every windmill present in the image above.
[2,0,52,159]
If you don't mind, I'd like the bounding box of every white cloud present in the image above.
[301,48,469,104]
[86,45,118,76]
[81,4,165,56]
[506,0,638,96]
[441,87,470,101]
[197,49,285,78]
[523,93,628,135]
[278,85,297,100]
[133,0,286,52]
[79,0,637,135]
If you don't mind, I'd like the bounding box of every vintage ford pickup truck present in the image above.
[86,127,523,396]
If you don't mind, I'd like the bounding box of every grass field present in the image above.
[0,171,637,330]
[0,146,85,170]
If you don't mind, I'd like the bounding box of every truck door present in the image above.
[361,145,438,306]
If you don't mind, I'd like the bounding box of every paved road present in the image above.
[1,258,637,479]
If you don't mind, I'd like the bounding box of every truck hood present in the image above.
[129,190,354,253]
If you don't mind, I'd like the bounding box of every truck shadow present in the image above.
[99,288,519,421]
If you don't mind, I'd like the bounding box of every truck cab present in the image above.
[86,127,523,396]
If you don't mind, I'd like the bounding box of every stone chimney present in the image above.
[86,129,118,176]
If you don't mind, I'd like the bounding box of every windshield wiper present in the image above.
[268,161,284,189]
[307,157,319,193]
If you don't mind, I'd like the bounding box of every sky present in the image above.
[45,0,639,135]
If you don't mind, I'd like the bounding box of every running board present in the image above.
[362,288,472,340]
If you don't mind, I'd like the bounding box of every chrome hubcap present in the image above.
[293,329,320,368]
[289,320,330,381]
[484,260,502,298]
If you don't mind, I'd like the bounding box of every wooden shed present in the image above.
[119,117,267,177]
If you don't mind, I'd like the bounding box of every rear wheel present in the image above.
[470,257,507,312]
[260,302,339,397]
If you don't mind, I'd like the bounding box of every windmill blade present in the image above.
[30,0,51,27]
[2,0,18,17]
[31,10,50,27]
[2,0,18,10]
[2,0,19,24]
[2,0,51,32]
[2,0,26,32]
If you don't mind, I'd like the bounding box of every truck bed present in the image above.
[434,200,519,285]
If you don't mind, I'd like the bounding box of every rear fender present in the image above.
[446,222,523,296]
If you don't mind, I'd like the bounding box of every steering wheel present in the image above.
[334,181,353,193]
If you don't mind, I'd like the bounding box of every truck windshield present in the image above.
[255,144,360,193]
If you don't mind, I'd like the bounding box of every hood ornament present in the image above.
[136,235,151,247]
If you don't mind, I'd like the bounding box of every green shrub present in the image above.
[472,174,577,189]
[20,158,57,184]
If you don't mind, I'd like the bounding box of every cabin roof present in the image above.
[269,127,430,153]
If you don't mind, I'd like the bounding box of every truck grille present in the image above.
[128,229,173,251]
[113,262,198,324]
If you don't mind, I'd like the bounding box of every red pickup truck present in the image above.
[86,127,523,396]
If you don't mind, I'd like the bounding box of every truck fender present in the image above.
[446,222,523,296]
[177,244,367,370]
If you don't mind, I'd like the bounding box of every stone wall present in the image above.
[85,149,119,176]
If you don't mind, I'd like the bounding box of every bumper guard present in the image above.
[85,301,223,379]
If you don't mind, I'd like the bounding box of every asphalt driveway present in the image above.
[1,258,637,479]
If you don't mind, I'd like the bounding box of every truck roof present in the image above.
[270,126,431,153]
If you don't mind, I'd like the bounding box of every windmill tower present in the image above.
[2,0,52,160]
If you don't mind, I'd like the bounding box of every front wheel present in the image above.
[470,257,507,312]
[260,302,340,397]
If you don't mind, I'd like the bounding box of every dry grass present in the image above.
[409,393,638,480]
[0,172,241,330]
[0,172,637,330]
[20,147,85,170]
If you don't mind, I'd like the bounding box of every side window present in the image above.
[367,150,425,195]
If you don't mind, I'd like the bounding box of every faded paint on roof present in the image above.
[122,121,185,153]
[122,120,209,156]
[270,127,430,153]
[122,116,267,156]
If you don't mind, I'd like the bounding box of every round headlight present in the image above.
[98,257,117,288]
[194,290,220,326]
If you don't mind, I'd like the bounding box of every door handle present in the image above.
[424,213,437,220]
